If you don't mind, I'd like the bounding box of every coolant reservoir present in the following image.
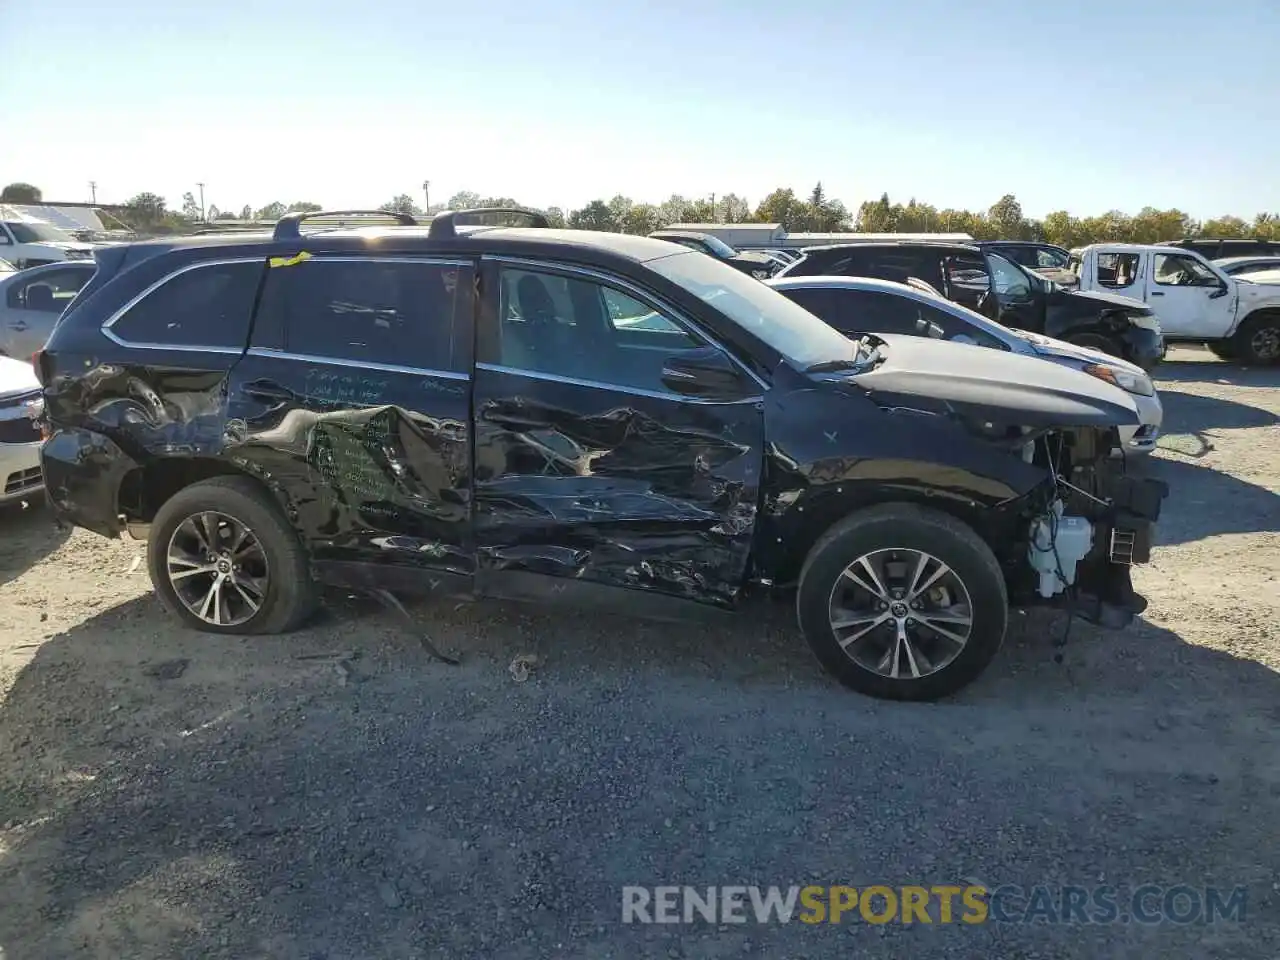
[1027,500,1094,598]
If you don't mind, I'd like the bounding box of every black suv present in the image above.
[647,230,779,278]
[1158,238,1280,260]
[35,208,1166,701]
[777,241,1163,370]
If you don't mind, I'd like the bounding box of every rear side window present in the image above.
[109,260,261,349]
[256,258,467,372]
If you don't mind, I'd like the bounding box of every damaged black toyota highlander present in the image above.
[34,208,1168,700]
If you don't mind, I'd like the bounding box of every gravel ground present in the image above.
[0,346,1277,959]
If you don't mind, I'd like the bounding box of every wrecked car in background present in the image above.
[35,208,1167,701]
[0,353,45,504]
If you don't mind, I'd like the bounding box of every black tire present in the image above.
[1207,340,1238,361]
[1232,312,1280,365]
[796,503,1008,701]
[147,476,316,635]
[1065,331,1122,358]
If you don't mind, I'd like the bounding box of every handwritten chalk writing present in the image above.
[302,368,391,408]
[309,415,400,507]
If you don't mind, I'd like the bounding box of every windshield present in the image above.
[647,250,855,368]
[7,220,75,244]
[700,235,738,258]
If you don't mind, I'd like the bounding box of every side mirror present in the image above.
[1209,283,1229,299]
[661,347,750,400]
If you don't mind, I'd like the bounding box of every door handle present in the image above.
[1150,292,1165,297]
[9,321,27,331]
[242,380,293,402]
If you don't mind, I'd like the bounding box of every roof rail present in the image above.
[428,207,549,239]
[272,209,418,241]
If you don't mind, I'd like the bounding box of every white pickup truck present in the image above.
[1068,243,1280,364]
[0,214,98,269]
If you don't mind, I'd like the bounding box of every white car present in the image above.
[0,215,98,269]
[0,355,44,503]
[1213,255,1280,279]
[768,275,1163,455]
[0,260,97,359]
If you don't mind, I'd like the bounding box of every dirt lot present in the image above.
[0,346,1277,959]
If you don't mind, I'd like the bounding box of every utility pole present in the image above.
[196,182,206,221]
[422,180,430,211]
[88,181,97,204]
[709,193,716,223]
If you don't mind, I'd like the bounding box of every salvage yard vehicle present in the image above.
[35,208,1167,701]
[0,214,99,269]
[0,354,45,504]
[0,260,96,358]
[775,241,1163,370]
[1159,237,1280,260]
[1214,255,1280,279]
[1068,243,1280,364]
[647,229,780,278]
[767,275,1163,455]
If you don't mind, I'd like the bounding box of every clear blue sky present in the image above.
[2,0,1277,220]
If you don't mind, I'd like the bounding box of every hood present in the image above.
[1068,288,1149,312]
[845,334,1141,428]
[1238,274,1280,295]
[1014,330,1148,375]
[0,355,40,397]
[25,240,96,253]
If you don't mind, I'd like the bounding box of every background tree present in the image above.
[620,203,660,235]
[720,193,751,223]
[0,183,42,204]
[446,191,481,210]
[238,204,253,220]
[542,206,566,228]
[181,192,202,221]
[287,201,322,213]
[255,201,288,220]
[568,200,617,231]
[656,195,690,226]
[215,209,240,220]
[378,195,422,217]
[123,192,168,225]
[754,188,806,230]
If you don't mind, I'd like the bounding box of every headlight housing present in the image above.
[1126,312,1162,333]
[1083,362,1155,397]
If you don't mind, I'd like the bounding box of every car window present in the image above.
[6,266,92,311]
[942,254,991,311]
[1036,248,1068,268]
[258,258,465,371]
[646,250,855,370]
[109,261,261,349]
[911,300,1010,350]
[488,266,707,395]
[987,253,1033,300]
[1154,254,1220,287]
[858,250,932,284]
[1095,252,1142,288]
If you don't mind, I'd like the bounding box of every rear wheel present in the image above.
[1233,312,1280,365]
[796,503,1008,701]
[147,476,317,634]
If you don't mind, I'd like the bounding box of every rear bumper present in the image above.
[39,427,135,537]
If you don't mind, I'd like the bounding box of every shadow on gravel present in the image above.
[1156,384,1279,435]
[1140,455,1280,545]
[1156,360,1280,389]
[0,587,1277,959]
[0,501,71,588]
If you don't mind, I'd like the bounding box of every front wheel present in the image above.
[796,503,1008,701]
[1207,340,1238,361]
[1233,312,1280,365]
[147,476,317,634]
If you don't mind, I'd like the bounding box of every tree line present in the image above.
[4,180,1280,245]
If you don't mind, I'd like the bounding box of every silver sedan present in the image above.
[0,261,96,360]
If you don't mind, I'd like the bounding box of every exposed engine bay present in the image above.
[1008,423,1167,629]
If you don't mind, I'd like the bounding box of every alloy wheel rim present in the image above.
[166,511,269,627]
[827,548,973,680]
[1249,326,1280,361]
